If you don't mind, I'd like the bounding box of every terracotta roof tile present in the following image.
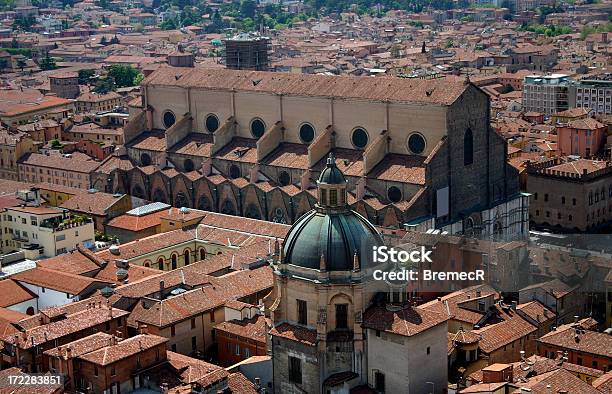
[13,267,110,295]
[0,279,37,308]
[363,304,448,337]
[473,315,536,354]
[537,323,612,359]
[78,334,167,365]
[270,322,317,346]
[143,67,469,106]
[214,314,270,344]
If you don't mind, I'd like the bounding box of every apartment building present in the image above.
[75,92,122,114]
[569,78,612,115]
[0,203,95,258]
[523,74,571,116]
[18,152,100,190]
[556,118,607,158]
[0,128,35,181]
[526,157,612,231]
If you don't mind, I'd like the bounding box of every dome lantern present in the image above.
[317,153,348,209]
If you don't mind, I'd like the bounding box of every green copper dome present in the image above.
[282,154,382,271]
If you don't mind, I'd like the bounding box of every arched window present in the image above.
[26,307,34,315]
[407,133,426,155]
[229,165,241,179]
[278,171,291,186]
[351,128,368,149]
[250,118,266,139]
[132,185,145,199]
[157,257,164,270]
[198,196,211,211]
[184,159,194,172]
[387,186,402,203]
[245,204,261,219]
[140,153,151,166]
[464,128,473,166]
[272,207,286,224]
[184,250,190,265]
[299,123,315,144]
[199,248,206,260]
[171,254,177,270]
[152,188,166,203]
[144,260,151,267]
[221,200,236,215]
[205,114,219,133]
[175,192,189,208]
[163,111,176,129]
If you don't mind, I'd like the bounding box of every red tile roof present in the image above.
[0,308,27,338]
[166,351,226,384]
[420,284,499,325]
[106,209,165,231]
[363,304,448,337]
[270,322,317,346]
[473,315,536,354]
[3,306,129,349]
[537,323,612,359]
[78,334,167,366]
[214,314,270,344]
[0,279,37,307]
[44,332,113,358]
[13,267,109,295]
[143,67,470,106]
[512,368,600,394]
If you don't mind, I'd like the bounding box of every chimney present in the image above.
[511,301,517,311]
[139,324,149,335]
[476,289,481,297]
[159,280,165,299]
[65,346,72,360]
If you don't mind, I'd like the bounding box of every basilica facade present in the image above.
[92,67,528,239]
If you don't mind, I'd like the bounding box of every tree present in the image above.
[39,53,57,70]
[421,41,426,53]
[109,35,120,44]
[160,18,178,30]
[240,0,256,19]
[78,69,96,85]
[106,64,140,87]
[93,77,114,94]
[13,15,36,31]
[50,139,63,149]
[134,73,144,85]
[100,36,108,45]
[0,58,7,70]
[16,58,26,71]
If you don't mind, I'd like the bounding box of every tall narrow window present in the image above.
[464,128,473,165]
[335,304,348,329]
[329,189,338,206]
[374,371,385,392]
[288,356,302,384]
[297,300,307,325]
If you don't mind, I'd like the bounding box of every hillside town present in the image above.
[0,0,611,392]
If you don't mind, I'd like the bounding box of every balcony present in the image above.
[39,215,93,233]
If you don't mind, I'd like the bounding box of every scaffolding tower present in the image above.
[224,33,271,71]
